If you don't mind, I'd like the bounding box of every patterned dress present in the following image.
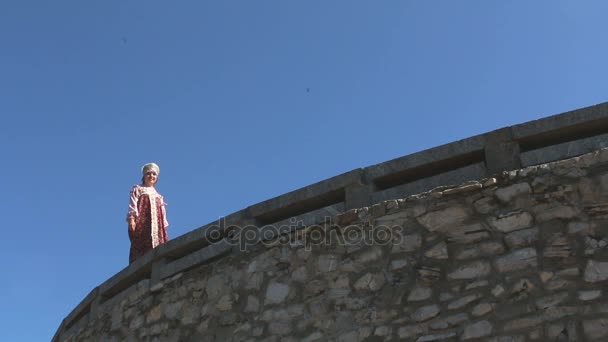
[127,185,169,263]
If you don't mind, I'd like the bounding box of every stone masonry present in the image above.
[63,148,608,341]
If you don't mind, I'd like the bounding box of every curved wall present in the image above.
[54,103,608,341]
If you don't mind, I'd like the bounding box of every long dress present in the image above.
[127,185,169,263]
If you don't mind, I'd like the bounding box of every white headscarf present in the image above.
[141,162,160,175]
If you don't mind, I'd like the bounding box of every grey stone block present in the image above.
[160,239,232,280]
[345,183,372,210]
[521,133,608,167]
[512,102,608,140]
[484,128,521,174]
[371,162,487,202]
[98,251,153,298]
[61,287,98,335]
[269,203,344,231]
[248,169,362,219]
[62,312,91,340]
[365,134,486,181]
[154,210,249,259]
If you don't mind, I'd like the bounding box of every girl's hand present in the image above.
[128,218,136,231]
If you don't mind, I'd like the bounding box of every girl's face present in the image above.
[143,171,158,186]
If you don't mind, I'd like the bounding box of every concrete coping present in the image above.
[512,102,608,151]
[365,133,487,190]
[62,287,98,331]
[247,168,362,223]
[98,251,154,300]
[54,102,608,341]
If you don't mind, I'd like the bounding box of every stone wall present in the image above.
[63,148,608,341]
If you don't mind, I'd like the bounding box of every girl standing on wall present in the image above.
[126,163,169,263]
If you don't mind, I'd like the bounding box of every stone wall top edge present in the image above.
[51,322,64,342]
[62,286,98,328]
[247,168,363,217]
[364,133,487,180]
[370,162,488,203]
[511,101,608,139]
[365,102,608,180]
[152,208,253,260]
[215,103,608,227]
[98,252,153,296]
[361,147,608,221]
[154,222,217,257]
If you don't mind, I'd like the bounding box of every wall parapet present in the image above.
[53,102,608,341]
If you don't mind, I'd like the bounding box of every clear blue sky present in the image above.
[1,1,606,340]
